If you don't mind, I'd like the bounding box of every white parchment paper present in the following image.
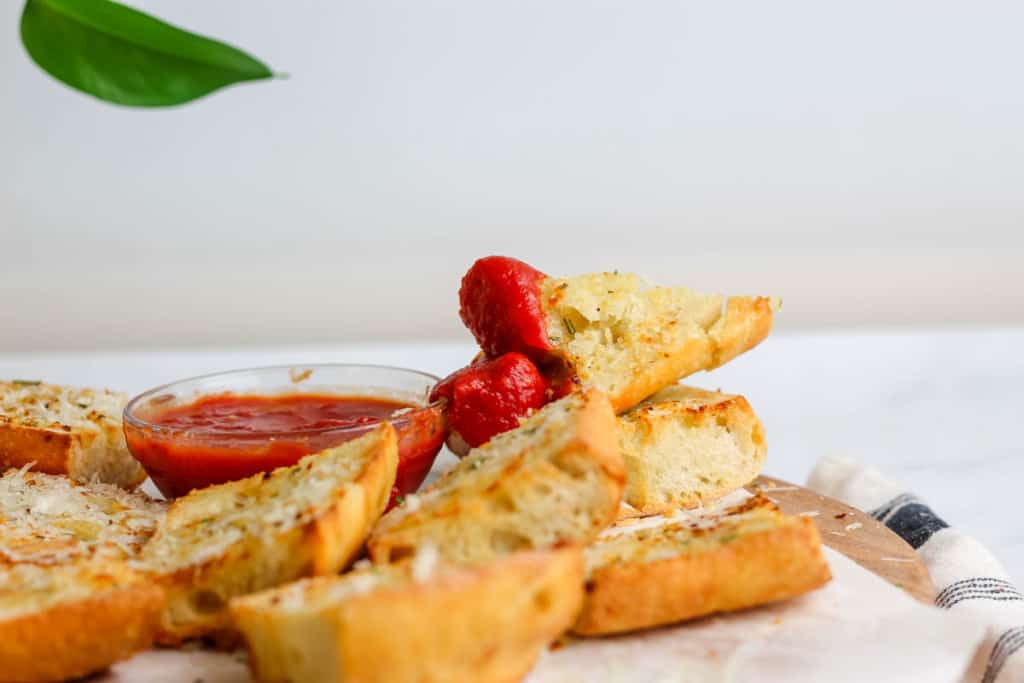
[99,548,985,683]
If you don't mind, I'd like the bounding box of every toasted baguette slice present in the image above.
[369,389,624,565]
[231,546,584,683]
[141,423,398,643]
[0,466,166,566]
[574,494,831,636]
[0,561,163,683]
[540,273,777,412]
[0,381,146,488]
[617,385,766,516]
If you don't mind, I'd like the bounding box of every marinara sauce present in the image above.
[125,392,445,503]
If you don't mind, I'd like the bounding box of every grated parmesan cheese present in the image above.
[0,467,165,565]
[0,382,125,431]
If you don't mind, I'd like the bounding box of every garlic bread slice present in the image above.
[142,423,398,643]
[369,389,623,565]
[0,381,145,488]
[618,385,766,516]
[541,273,776,412]
[231,546,584,683]
[574,494,831,636]
[0,561,162,683]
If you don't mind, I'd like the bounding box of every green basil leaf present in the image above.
[20,0,275,107]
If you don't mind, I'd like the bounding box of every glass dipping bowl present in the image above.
[123,364,446,500]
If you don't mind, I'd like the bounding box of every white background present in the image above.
[2,0,1023,351]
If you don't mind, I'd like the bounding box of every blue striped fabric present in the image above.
[869,492,1023,682]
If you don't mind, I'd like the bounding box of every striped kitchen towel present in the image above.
[809,455,1023,683]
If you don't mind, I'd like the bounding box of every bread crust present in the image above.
[232,547,585,683]
[0,569,163,683]
[574,514,830,636]
[0,383,145,489]
[603,336,713,414]
[596,296,776,413]
[148,424,398,643]
[0,423,78,476]
[617,386,767,516]
[709,296,778,369]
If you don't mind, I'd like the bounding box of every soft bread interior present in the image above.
[617,385,766,515]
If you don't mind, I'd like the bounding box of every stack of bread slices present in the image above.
[0,264,831,683]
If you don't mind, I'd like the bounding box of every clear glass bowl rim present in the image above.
[123,362,442,441]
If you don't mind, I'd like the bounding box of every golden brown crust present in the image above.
[603,296,777,413]
[0,578,163,683]
[603,337,713,414]
[0,423,78,477]
[573,516,830,636]
[150,425,398,643]
[232,547,585,683]
[571,388,627,508]
[709,296,778,369]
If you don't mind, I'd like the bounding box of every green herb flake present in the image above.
[395,495,406,506]
[563,317,577,336]
[12,380,41,386]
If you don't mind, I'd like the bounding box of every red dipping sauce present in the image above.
[125,389,445,503]
[151,393,401,435]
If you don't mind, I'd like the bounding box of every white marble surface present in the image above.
[1,328,1020,582]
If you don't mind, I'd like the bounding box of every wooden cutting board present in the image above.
[750,476,935,604]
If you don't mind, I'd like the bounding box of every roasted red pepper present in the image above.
[430,352,548,450]
[459,256,554,362]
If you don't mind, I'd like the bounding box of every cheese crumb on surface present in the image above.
[411,544,440,583]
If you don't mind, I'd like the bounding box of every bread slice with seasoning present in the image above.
[540,272,777,413]
[617,385,767,517]
[0,381,146,489]
[230,545,584,683]
[0,561,163,683]
[368,389,624,565]
[141,423,398,643]
[0,466,166,566]
[573,493,831,636]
